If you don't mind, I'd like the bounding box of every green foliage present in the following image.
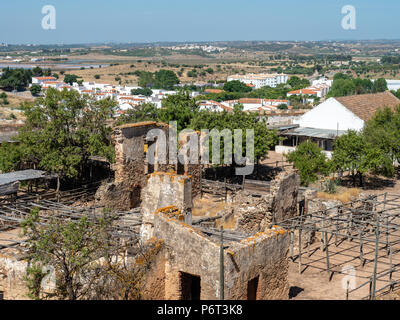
[0,88,116,180]
[322,178,339,194]
[21,208,113,300]
[158,92,198,131]
[190,104,278,162]
[131,87,153,97]
[287,76,310,90]
[286,141,331,186]
[373,78,388,92]
[30,84,42,96]
[363,106,400,169]
[332,130,392,187]
[118,93,277,163]
[327,73,387,98]
[0,67,32,91]
[116,102,159,125]
[63,74,78,85]
[153,70,180,90]
[135,70,179,90]
[223,80,252,93]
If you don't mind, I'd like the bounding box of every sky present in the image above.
[0,0,399,44]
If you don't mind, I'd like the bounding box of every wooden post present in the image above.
[335,209,340,246]
[298,219,302,274]
[383,193,388,251]
[290,227,294,261]
[359,228,364,266]
[346,280,350,300]
[242,175,245,190]
[369,277,373,300]
[347,210,353,240]
[389,244,394,292]
[320,213,325,252]
[224,177,227,203]
[220,226,224,300]
[371,215,380,300]
[200,175,203,199]
[325,227,331,278]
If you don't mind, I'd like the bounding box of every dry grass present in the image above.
[215,214,237,230]
[317,188,361,203]
[192,196,226,217]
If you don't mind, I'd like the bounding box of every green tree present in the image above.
[0,67,32,91]
[131,87,153,96]
[363,106,400,169]
[30,84,42,96]
[63,74,78,85]
[117,103,159,125]
[0,88,116,184]
[158,92,198,131]
[286,141,331,186]
[332,130,392,187]
[223,80,252,93]
[287,76,310,90]
[153,70,180,90]
[21,208,162,300]
[373,78,388,93]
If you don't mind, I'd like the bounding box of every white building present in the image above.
[226,73,288,89]
[276,91,400,158]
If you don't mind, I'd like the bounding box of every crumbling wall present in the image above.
[140,172,193,241]
[0,250,28,300]
[95,121,170,211]
[270,170,301,222]
[178,131,202,197]
[153,210,290,300]
[220,169,300,234]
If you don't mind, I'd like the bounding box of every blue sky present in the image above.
[0,0,399,44]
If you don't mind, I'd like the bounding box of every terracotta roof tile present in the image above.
[335,91,400,122]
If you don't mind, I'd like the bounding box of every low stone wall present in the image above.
[0,249,28,300]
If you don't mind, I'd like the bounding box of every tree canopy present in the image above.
[0,88,116,181]
[223,80,252,93]
[286,140,331,186]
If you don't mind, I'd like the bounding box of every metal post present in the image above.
[371,215,380,300]
[220,226,224,300]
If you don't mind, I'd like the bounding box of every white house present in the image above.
[227,73,288,89]
[276,91,400,158]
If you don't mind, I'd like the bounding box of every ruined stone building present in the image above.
[0,121,301,300]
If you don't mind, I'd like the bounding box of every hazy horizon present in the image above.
[1,0,399,45]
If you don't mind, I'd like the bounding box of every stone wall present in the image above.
[96,121,171,211]
[140,172,193,241]
[0,249,28,300]
[178,131,202,197]
[270,170,301,222]
[221,169,300,234]
[153,209,289,300]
